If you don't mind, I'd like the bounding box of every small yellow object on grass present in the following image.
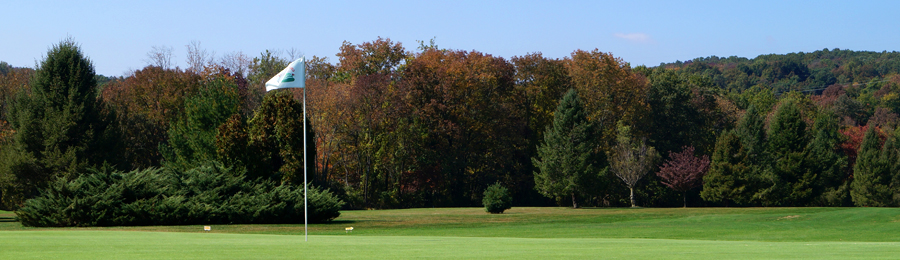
[204,226,211,232]
[345,227,354,233]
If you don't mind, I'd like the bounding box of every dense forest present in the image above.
[2,38,900,216]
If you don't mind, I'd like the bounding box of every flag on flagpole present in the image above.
[265,57,305,91]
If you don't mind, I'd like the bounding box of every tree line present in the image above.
[2,38,900,215]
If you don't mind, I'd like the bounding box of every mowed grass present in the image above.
[2,207,900,259]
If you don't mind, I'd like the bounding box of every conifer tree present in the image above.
[705,106,764,206]
[532,89,600,208]
[850,127,892,206]
[161,74,241,170]
[0,39,115,207]
[761,99,812,206]
[701,130,751,206]
[805,111,849,206]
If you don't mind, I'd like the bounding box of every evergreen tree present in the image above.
[532,89,600,208]
[734,106,767,164]
[0,39,115,207]
[760,99,812,206]
[701,130,751,206]
[881,131,900,206]
[160,74,242,170]
[805,111,849,206]
[705,106,765,206]
[850,127,892,206]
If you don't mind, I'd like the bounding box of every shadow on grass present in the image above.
[0,217,17,222]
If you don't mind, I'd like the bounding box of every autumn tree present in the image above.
[336,37,406,82]
[511,52,571,203]
[401,48,525,207]
[217,91,315,184]
[609,122,659,207]
[657,146,710,207]
[0,39,116,207]
[566,49,649,143]
[101,66,202,169]
[532,89,600,208]
[0,65,33,141]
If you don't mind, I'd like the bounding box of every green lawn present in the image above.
[2,207,900,259]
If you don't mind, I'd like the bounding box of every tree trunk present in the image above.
[629,187,636,207]
[683,192,687,208]
[572,193,578,208]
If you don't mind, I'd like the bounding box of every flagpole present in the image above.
[303,58,308,242]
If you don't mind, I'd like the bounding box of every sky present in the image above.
[2,0,899,77]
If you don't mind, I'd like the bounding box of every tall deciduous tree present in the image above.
[567,49,649,143]
[0,39,116,207]
[101,66,202,169]
[645,69,719,156]
[401,49,524,207]
[609,122,659,208]
[217,92,315,185]
[532,89,600,208]
[657,146,709,207]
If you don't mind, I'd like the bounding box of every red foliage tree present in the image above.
[657,146,710,207]
[839,124,887,171]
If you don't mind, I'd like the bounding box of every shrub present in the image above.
[16,162,344,227]
[483,183,512,214]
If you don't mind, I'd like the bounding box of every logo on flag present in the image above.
[266,57,305,91]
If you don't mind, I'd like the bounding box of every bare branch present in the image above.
[146,45,175,70]
[185,41,215,73]
[220,51,252,77]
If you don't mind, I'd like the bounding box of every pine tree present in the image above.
[850,127,892,206]
[805,111,849,206]
[701,130,751,206]
[705,106,765,206]
[0,39,115,207]
[532,89,599,208]
[762,99,812,206]
[161,74,242,170]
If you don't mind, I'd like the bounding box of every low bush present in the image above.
[483,183,512,214]
[16,162,344,227]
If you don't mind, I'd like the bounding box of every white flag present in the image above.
[265,57,305,91]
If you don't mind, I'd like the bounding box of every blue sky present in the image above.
[3,0,899,76]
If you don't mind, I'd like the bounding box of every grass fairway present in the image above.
[2,207,900,259]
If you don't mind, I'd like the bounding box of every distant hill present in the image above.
[654,49,900,94]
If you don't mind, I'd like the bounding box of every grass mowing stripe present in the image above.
[4,207,899,242]
[1,231,898,260]
[325,207,900,242]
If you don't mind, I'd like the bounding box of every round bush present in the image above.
[483,183,512,214]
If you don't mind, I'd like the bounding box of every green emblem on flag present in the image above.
[282,72,295,83]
